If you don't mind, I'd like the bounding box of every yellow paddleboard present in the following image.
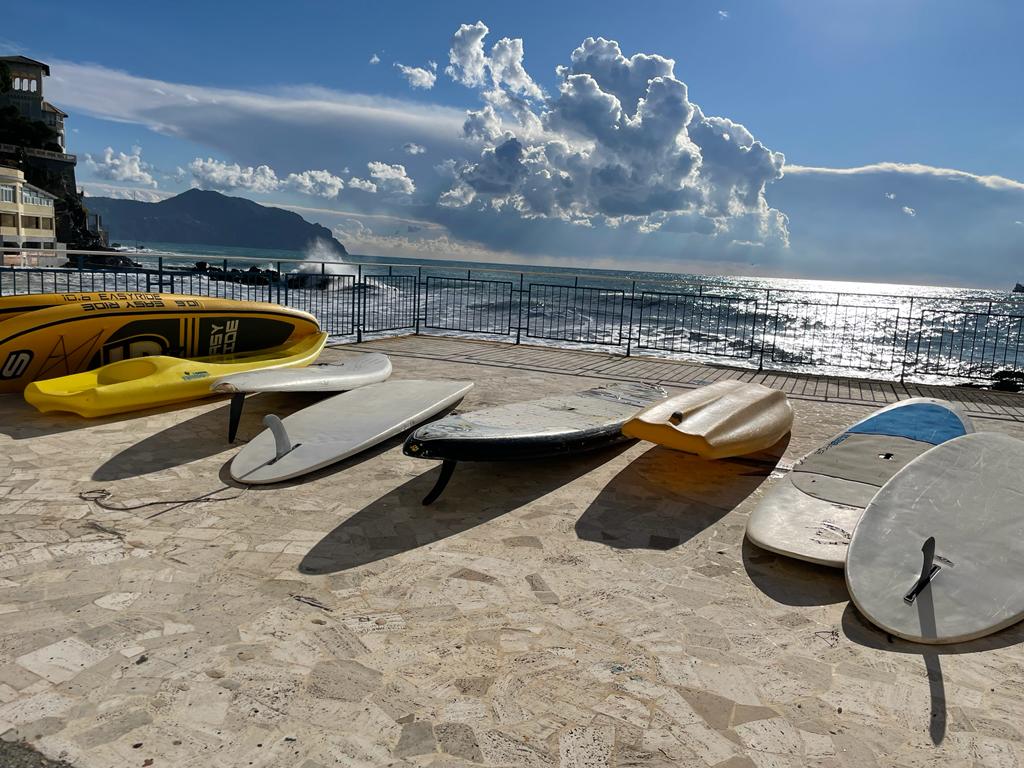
[0,294,320,393]
[24,332,328,417]
[0,292,197,325]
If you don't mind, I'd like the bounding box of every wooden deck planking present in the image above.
[349,335,1024,422]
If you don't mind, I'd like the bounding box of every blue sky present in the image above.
[6,1,1024,286]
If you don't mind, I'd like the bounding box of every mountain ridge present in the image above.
[85,189,347,255]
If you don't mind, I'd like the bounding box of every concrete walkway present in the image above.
[0,339,1022,767]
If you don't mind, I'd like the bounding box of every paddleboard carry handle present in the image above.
[422,460,457,506]
[904,536,941,605]
[228,393,246,443]
[264,414,299,463]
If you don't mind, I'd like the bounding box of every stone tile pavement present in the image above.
[0,340,1022,767]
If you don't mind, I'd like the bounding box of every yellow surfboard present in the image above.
[0,294,320,393]
[24,332,328,417]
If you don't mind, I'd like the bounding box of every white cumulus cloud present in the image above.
[718,10,729,20]
[394,62,437,89]
[188,158,344,198]
[369,54,380,65]
[404,142,426,155]
[85,146,157,188]
[441,29,786,243]
[347,176,378,193]
[283,169,346,198]
[368,161,416,194]
[446,21,544,102]
[901,205,916,216]
[188,157,280,193]
[885,191,896,200]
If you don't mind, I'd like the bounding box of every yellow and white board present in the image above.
[25,332,328,418]
[0,293,320,393]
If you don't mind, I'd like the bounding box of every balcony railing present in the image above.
[0,143,76,163]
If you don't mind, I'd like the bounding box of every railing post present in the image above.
[276,261,284,306]
[758,289,771,371]
[515,273,524,345]
[626,280,636,357]
[899,296,915,384]
[356,263,363,343]
[415,266,422,335]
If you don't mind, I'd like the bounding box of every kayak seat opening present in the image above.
[97,358,161,385]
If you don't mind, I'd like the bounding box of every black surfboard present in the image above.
[403,382,667,504]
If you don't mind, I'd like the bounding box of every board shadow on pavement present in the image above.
[0,393,194,440]
[840,602,1024,655]
[298,443,632,575]
[842,602,1024,747]
[92,391,323,481]
[575,442,785,552]
[742,539,850,607]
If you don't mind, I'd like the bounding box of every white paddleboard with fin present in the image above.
[847,432,1024,644]
[230,379,472,484]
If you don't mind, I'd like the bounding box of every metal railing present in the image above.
[2,248,1023,386]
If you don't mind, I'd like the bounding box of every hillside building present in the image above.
[0,55,105,252]
[0,165,64,265]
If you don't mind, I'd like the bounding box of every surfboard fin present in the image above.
[264,414,299,463]
[422,460,457,505]
[904,536,941,605]
[228,393,246,443]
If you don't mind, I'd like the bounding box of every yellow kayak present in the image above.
[0,294,320,393]
[24,332,328,417]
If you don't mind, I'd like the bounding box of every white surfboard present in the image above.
[212,354,394,442]
[230,379,473,484]
[847,432,1024,644]
[745,398,973,568]
[211,354,392,394]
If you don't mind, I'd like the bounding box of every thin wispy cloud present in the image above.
[718,10,729,20]
[786,162,1024,192]
[80,182,169,202]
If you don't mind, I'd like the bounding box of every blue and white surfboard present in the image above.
[745,398,973,568]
